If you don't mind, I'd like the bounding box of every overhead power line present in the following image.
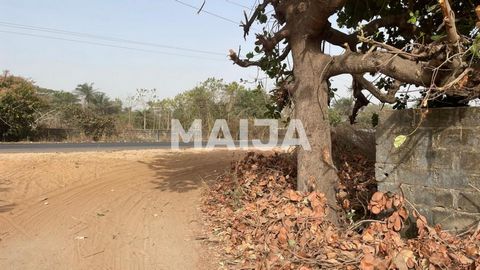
[0,30,227,61]
[173,0,240,25]
[0,21,225,56]
[224,0,252,10]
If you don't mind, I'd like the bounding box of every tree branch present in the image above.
[357,36,426,60]
[241,0,272,38]
[476,5,480,28]
[361,14,410,37]
[328,51,432,86]
[439,0,460,44]
[277,45,291,62]
[228,46,290,70]
[228,50,262,68]
[323,27,357,50]
[255,27,290,54]
[350,77,370,124]
[323,14,410,50]
[354,75,399,104]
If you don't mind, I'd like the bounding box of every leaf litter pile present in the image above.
[201,152,479,269]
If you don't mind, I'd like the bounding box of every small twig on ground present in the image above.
[348,219,385,231]
[468,183,480,193]
[456,222,479,237]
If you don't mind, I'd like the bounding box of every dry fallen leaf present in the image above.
[362,232,374,242]
[283,204,297,216]
[287,189,302,202]
[360,253,375,270]
[466,244,478,257]
[372,192,384,202]
[392,249,415,270]
[278,227,288,244]
[201,152,480,270]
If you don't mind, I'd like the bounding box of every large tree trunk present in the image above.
[291,37,339,222]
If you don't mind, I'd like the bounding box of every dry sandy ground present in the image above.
[0,149,246,270]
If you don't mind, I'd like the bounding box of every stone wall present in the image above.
[376,107,480,231]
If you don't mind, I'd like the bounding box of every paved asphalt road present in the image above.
[0,141,276,153]
[0,142,197,153]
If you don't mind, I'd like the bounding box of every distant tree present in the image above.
[90,92,121,115]
[91,92,110,108]
[158,78,272,137]
[38,88,80,107]
[35,88,81,129]
[109,98,123,115]
[75,83,97,107]
[0,71,43,140]
[68,107,116,141]
[331,98,353,120]
[329,97,386,128]
[51,91,80,106]
[133,88,157,130]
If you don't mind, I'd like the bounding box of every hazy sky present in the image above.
[0,0,351,101]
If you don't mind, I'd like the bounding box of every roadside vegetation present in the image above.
[0,71,380,142]
[0,72,277,141]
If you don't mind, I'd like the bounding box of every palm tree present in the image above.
[91,92,113,114]
[74,83,97,107]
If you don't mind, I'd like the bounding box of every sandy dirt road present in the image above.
[0,149,245,270]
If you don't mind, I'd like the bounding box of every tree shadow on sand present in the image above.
[0,178,15,212]
[140,151,241,193]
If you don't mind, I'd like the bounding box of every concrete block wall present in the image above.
[376,107,480,231]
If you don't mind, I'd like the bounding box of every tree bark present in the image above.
[291,37,339,223]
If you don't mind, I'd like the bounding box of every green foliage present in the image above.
[38,88,80,107]
[332,98,354,118]
[67,107,116,141]
[0,72,273,141]
[0,72,43,140]
[470,34,480,59]
[90,92,122,115]
[329,97,386,128]
[38,84,121,134]
[75,83,97,106]
[328,109,342,127]
[241,0,480,121]
[407,10,420,25]
[338,0,477,47]
[151,78,273,135]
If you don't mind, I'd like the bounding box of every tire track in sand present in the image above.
[0,150,245,270]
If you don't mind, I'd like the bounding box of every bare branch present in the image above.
[324,14,411,50]
[361,15,410,37]
[277,45,291,62]
[228,45,290,70]
[357,36,425,60]
[437,68,472,91]
[241,0,272,39]
[476,5,480,28]
[255,27,290,54]
[354,75,399,104]
[350,77,370,124]
[439,0,460,44]
[323,27,357,50]
[328,51,432,86]
[228,50,262,68]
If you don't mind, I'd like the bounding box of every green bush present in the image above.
[0,73,43,141]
